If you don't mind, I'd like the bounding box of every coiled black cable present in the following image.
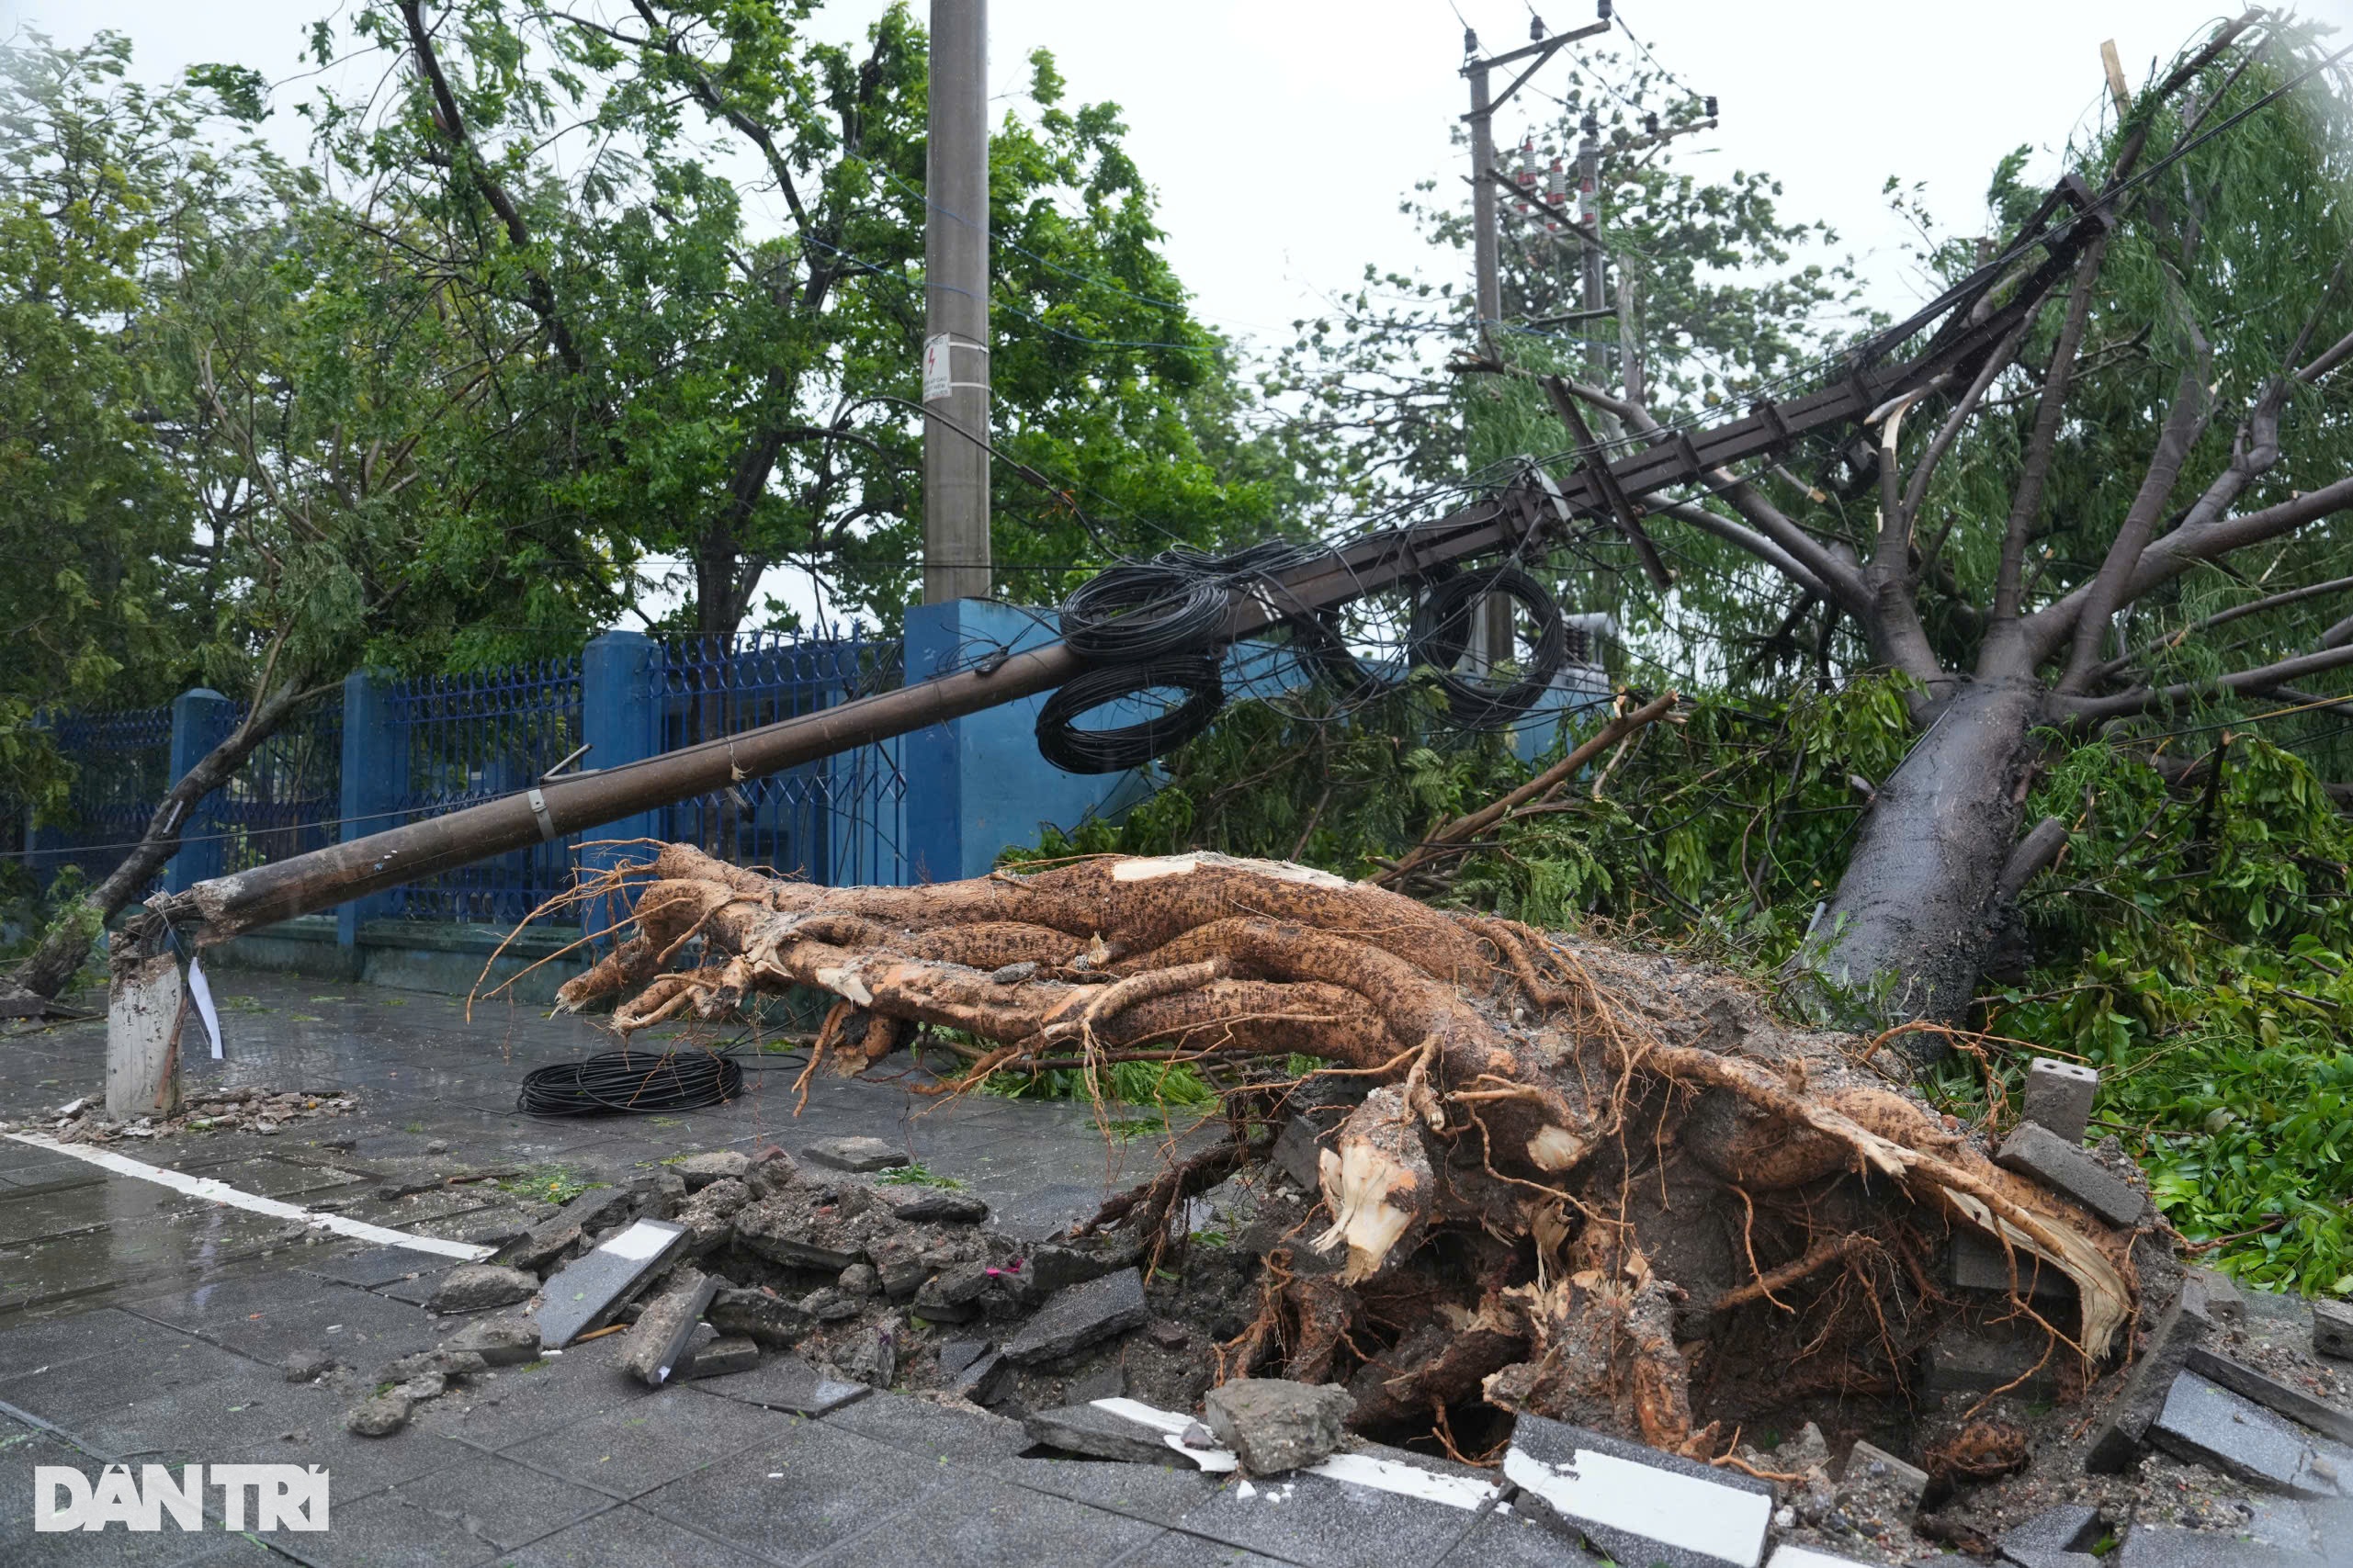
[516,1049,744,1116]
[1406,566,1569,730]
[1058,542,1319,663]
[1034,654,1226,773]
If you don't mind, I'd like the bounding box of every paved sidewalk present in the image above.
[0,973,1411,1567]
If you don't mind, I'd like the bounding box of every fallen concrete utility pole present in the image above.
[109,173,2108,1114]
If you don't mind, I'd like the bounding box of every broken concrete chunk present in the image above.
[2151,1370,2353,1497]
[802,1135,906,1172]
[2189,1268,2246,1325]
[2086,1277,2214,1472]
[1996,1122,2148,1230]
[838,1263,881,1298]
[675,1176,752,1252]
[989,961,1036,985]
[1841,1439,1927,1513]
[1505,1412,1774,1568]
[1001,1268,1149,1364]
[872,1184,989,1224]
[912,1261,993,1324]
[732,1192,870,1272]
[953,1348,1014,1405]
[938,1337,991,1377]
[536,1218,687,1347]
[707,1285,810,1348]
[1204,1378,1354,1475]
[617,1268,721,1388]
[843,1320,899,1388]
[345,1390,413,1438]
[686,1335,760,1379]
[2023,1057,2099,1144]
[442,1315,541,1368]
[743,1146,800,1200]
[640,1168,689,1219]
[2314,1300,2353,1363]
[2184,1346,2353,1447]
[496,1184,638,1270]
[1025,1401,1183,1465]
[428,1263,540,1314]
[800,1287,861,1322]
[1998,1502,2105,1568]
[283,1350,338,1383]
[378,1348,486,1383]
[1764,1548,1877,1567]
[675,1150,750,1190]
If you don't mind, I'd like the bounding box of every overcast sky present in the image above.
[12,0,2347,625]
[22,0,2346,346]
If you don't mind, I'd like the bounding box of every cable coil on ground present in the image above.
[516,1049,744,1116]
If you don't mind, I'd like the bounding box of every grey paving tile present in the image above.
[0,1304,217,1374]
[688,1356,870,1418]
[417,1341,641,1454]
[137,1281,442,1368]
[1170,1472,1483,1568]
[273,1454,617,1566]
[0,1332,257,1430]
[294,1246,453,1292]
[994,1454,1225,1525]
[803,1473,1162,1568]
[636,1420,943,1563]
[821,1389,1035,1461]
[1109,1532,1302,1568]
[117,1270,330,1336]
[1435,1506,1607,1565]
[501,1383,794,1498]
[496,1502,783,1568]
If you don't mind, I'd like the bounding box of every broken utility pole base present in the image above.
[551,843,2140,1458]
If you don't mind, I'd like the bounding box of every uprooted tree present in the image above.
[1295,13,2353,1032]
[1567,17,2352,1028]
[555,844,2141,1453]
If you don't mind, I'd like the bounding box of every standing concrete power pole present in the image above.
[922,0,990,604]
[1460,10,1610,670]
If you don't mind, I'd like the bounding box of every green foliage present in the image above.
[874,1162,965,1190]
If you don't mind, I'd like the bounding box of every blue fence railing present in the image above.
[21,705,174,893]
[650,629,908,888]
[381,660,586,926]
[198,695,344,879]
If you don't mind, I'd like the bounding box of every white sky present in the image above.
[14,0,2350,625]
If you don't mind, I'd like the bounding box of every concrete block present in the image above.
[1024,1401,1184,1465]
[1841,1440,1927,1511]
[618,1268,720,1387]
[685,1335,759,1379]
[1504,1412,1775,1568]
[2186,1346,2353,1446]
[2086,1277,2214,1472]
[2189,1268,2246,1325]
[802,1135,906,1173]
[1001,1268,1148,1364]
[2149,1370,2353,1497]
[1998,1502,2103,1567]
[536,1218,686,1346]
[1951,1229,2076,1301]
[2314,1299,2353,1363]
[2023,1057,2100,1144]
[1997,1122,2148,1229]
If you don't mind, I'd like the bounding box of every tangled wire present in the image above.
[1039,538,1578,772]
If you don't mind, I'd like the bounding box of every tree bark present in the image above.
[12,681,310,999]
[1786,678,2045,1032]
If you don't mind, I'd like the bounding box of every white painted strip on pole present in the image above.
[4,1132,493,1261]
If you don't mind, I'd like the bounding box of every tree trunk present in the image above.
[12,681,308,1000]
[1787,677,2043,1032]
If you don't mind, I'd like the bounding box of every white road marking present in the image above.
[5,1132,493,1261]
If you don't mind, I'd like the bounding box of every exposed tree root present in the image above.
[554,845,2144,1450]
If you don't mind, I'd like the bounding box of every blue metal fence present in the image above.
[22,706,174,893]
[380,660,586,925]
[650,628,909,887]
[198,696,345,878]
